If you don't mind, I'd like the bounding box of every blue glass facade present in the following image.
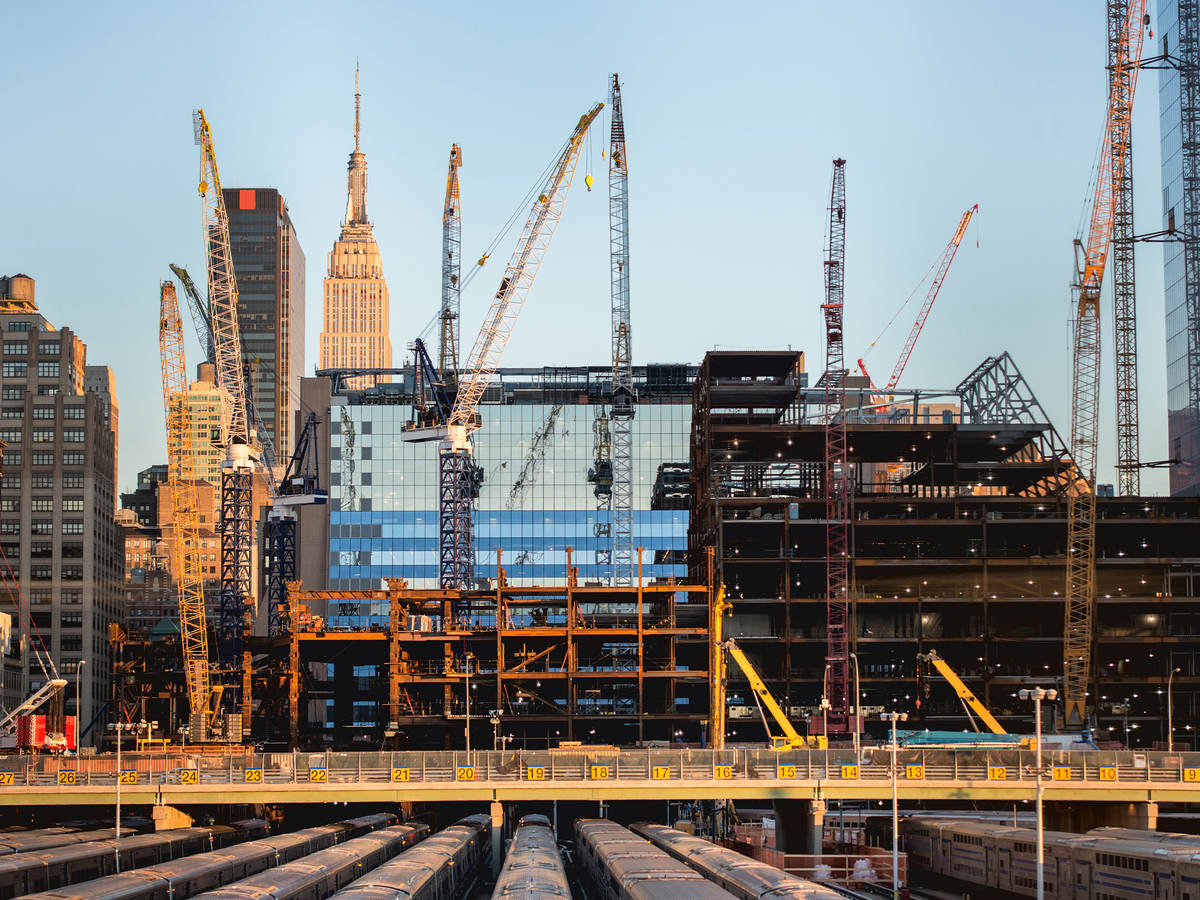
[1159,0,1200,494]
[326,367,694,596]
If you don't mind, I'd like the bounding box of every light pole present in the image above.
[850,652,861,756]
[1169,667,1182,752]
[464,652,474,756]
[880,711,908,900]
[490,710,501,751]
[821,663,831,738]
[1019,687,1058,900]
[110,719,147,850]
[75,657,87,748]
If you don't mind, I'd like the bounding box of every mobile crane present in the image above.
[915,649,1006,735]
[722,639,825,750]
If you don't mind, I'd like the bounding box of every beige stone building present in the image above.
[168,363,231,484]
[320,70,392,377]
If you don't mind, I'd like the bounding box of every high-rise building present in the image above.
[0,275,121,731]
[168,362,231,484]
[86,366,118,507]
[320,71,392,378]
[1158,0,1200,494]
[222,187,306,460]
[322,365,694,618]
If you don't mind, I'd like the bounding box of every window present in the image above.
[36,386,57,396]
[0,475,18,490]
[1,387,21,401]
[61,520,83,535]
[62,431,84,443]
[2,343,26,356]
[6,322,31,333]
[61,589,81,605]
[31,452,53,466]
[2,363,26,378]
[61,565,82,581]
[30,474,52,489]
[60,636,81,653]
[0,522,18,536]
[62,452,83,465]
[62,406,84,419]
[61,473,82,489]
[29,543,52,558]
[31,406,54,419]
[0,499,18,512]
[30,498,52,512]
[28,590,52,605]
[60,543,82,558]
[30,565,52,581]
[31,430,53,443]
[1,408,22,419]
[37,362,59,378]
[5,452,19,467]
[38,342,59,356]
[60,613,82,628]
[61,497,84,512]
[31,520,53,535]
[0,430,18,444]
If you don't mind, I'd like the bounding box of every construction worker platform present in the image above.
[3,748,1200,805]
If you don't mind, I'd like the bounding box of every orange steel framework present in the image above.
[822,159,851,735]
[159,280,215,737]
[1064,0,1146,726]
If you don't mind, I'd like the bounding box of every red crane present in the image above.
[857,204,977,395]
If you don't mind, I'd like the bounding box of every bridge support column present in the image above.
[1045,800,1158,833]
[152,804,193,831]
[773,799,825,855]
[490,800,504,880]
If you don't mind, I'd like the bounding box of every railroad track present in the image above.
[832,882,949,900]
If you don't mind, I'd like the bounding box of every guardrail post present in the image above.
[227,756,232,784]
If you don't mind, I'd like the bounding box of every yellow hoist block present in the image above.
[584,174,594,191]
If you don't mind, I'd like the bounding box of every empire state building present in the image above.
[320,69,392,376]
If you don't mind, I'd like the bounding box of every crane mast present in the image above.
[822,159,852,736]
[1111,0,1143,496]
[160,280,216,740]
[411,102,603,594]
[440,144,463,383]
[608,74,635,586]
[1064,0,1145,726]
[194,109,257,680]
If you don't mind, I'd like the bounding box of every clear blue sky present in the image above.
[0,0,1171,494]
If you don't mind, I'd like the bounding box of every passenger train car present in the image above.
[631,822,845,900]
[575,819,736,900]
[328,815,490,900]
[902,816,1200,900]
[494,817,569,898]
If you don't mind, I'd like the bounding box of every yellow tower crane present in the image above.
[159,280,219,739]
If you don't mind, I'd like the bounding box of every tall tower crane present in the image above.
[608,74,635,587]
[856,204,977,395]
[441,144,463,383]
[406,102,604,595]
[193,109,258,677]
[1064,0,1146,726]
[822,159,852,736]
[159,280,218,739]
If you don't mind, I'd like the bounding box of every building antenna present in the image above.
[354,61,361,153]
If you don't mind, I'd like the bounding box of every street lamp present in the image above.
[1019,687,1058,900]
[879,711,908,900]
[821,663,831,738]
[1169,667,1182,752]
[109,719,150,853]
[850,652,861,756]
[464,652,474,756]
[489,710,501,752]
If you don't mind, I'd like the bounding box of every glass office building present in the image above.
[1158,0,1200,495]
[326,365,695,607]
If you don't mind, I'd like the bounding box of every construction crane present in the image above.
[440,144,463,384]
[405,102,604,596]
[168,264,214,365]
[608,73,635,586]
[856,204,978,395]
[1064,1,1146,727]
[159,279,218,739]
[916,650,1006,735]
[193,109,258,689]
[722,639,824,750]
[1111,2,1145,497]
[822,159,852,736]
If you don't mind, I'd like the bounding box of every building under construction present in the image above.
[689,349,1200,746]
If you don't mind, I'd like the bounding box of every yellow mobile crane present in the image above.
[916,650,1006,735]
[722,639,826,750]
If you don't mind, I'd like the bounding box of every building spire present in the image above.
[344,63,369,228]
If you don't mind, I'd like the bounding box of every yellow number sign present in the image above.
[840,765,859,780]
[905,765,925,780]
[456,766,476,781]
[391,767,410,782]
[987,766,1007,781]
[243,768,263,784]
[180,769,199,785]
[1052,767,1071,781]
[526,765,546,780]
[589,765,611,780]
[0,773,13,786]
[651,766,672,780]
[119,770,138,785]
[308,768,328,783]
[1184,768,1200,784]
[57,771,76,786]
[713,765,733,780]
[777,765,797,779]
[1099,766,1117,782]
